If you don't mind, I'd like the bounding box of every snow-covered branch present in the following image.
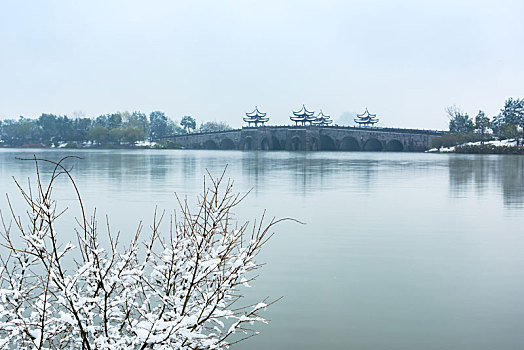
[0,157,283,349]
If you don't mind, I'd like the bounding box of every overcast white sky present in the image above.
[1,0,523,129]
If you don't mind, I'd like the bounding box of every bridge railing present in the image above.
[242,125,447,135]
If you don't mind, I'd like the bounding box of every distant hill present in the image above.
[335,112,358,126]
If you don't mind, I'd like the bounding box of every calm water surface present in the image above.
[1,149,524,350]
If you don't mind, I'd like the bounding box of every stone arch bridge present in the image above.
[166,126,444,152]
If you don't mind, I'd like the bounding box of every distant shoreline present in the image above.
[0,141,182,150]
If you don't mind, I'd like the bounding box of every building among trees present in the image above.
[355,108,379,127]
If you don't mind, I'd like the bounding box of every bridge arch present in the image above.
[319,135,336,151]
[261,138,270,151]
[386,139,404,152]
[310,137,319,151]
[243,137,254,150]
[339,136,360,151]
[272,136,282,150]
[220,138,236,150]
[363,138,383,151]
[203,140,218,150]
[288,136,302,151]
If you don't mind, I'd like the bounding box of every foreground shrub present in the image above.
[0,157,284,349]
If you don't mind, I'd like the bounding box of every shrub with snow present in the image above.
[0,156,284,349]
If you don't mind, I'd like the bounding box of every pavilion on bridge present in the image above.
[243,106,269,127]
[354,108,379,127]
[290,105,317,126]
[312,110,333,126]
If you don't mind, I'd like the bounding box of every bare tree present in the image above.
[0,156,287,349]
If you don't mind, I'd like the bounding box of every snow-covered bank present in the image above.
[427,139,518,153]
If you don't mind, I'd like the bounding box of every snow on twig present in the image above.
[0,157,285,349]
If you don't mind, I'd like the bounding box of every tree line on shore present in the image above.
[432,97,524,149]
[0,111,231,147]
[3,98,523,149]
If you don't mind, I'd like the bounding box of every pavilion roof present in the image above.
[316,110,331,120]
[355,108,379,124]
[357,108,376,118]
[312,110,332,125]
[243,116,269,122]
[290,114,317,122]
[243,106,269,124]
[245,106,267,118]
[292,104,315,117]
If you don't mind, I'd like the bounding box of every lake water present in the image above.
[1,149,524,350]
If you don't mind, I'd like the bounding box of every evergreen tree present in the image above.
[500,98,524,145]
[1,117,41,146]
[180,115,196,133]
[149,111,169,140]
[167,119,184,135]
[87,125,110,145]
[37,113,59,143]
[94,115,109,128]
[474,110,491,144]
[120,126,146,144]
[447,106,474,134]
[57,115,74,142]
[128,111,149,137]
[71,117,93,142]
[107,113,123,130]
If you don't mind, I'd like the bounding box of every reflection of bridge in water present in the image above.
[167,126,444,152]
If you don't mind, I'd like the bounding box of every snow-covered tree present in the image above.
[499,98,524,145]
[447,106,474,134]
[180,116,196,133]
[0,157,284,349]
[474,110,491,144]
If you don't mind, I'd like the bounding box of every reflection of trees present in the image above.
[10,151,524,210]
[500,156,524,207]
[242,152,326,195]
[448,157,476,195]
[180,154,196,181]
[449,155,524,207]
[148,153,169,181]
[242,153,327,194]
